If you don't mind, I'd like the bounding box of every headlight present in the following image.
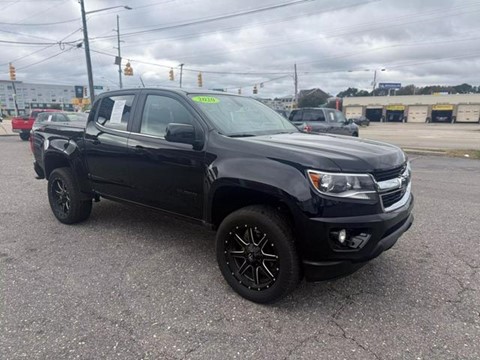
[307,170,377,200]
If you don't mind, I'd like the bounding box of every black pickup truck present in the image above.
[32,88,413,303]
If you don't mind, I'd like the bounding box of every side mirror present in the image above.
[165,123,197,145]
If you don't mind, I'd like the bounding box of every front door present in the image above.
[126,92,206,220]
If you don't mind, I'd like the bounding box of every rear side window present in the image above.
[96,95,134,131]
[303,109,325,122]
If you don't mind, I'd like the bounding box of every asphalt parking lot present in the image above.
[360,123,480,151]
[0,136,479,359]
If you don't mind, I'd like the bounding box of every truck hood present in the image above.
[239,132,406,172]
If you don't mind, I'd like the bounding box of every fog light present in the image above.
[338,229,347,244]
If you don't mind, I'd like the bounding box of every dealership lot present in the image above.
[360,123,480,151]
[0,137,479,359]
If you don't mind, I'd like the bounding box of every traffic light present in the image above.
[253,85,258,94]
[169,68,174,81]
[124,62,133,76]
[9,63,16,81]
[197,72,203,87]
[83,86,87,98]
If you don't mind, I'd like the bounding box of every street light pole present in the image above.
[372,68,385,96]
[79,3,132,102]
[79,0,95,105]
[116,15,123,89]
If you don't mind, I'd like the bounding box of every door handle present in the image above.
[134,145,146,152]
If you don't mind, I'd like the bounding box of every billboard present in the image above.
[378,83,401,90]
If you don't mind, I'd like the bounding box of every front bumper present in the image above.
[301,195,414,281]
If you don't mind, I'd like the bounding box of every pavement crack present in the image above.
[330,319,381,360]
[282,332,321,360]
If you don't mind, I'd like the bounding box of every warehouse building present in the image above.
[343,94,480,123]
[0,80,107,116]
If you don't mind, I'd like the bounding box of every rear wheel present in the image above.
[216,205,301,303]
[19,132,29,141]
[352,132,359,137]
[48,167,92,224]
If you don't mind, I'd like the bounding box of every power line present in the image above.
[16,47,75,71]
[88,0,318,41]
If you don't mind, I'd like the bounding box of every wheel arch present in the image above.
[207,183,303,238]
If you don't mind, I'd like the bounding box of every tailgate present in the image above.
[12,118,34,130]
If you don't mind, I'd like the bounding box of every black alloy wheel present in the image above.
[51,178,71,216]
[48,167,92,224]
[224,225,280,291]
[216,205,301,303]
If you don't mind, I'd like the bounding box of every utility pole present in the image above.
[179,64,184,88]
[372,69,377,96]
[115,15,123,89]
[79,0,95,105]
[11,81,19,116]
[294,63,298,107]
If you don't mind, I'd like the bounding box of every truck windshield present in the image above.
[190,94,298,137]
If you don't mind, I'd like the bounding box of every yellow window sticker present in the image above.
[192,96,219,104]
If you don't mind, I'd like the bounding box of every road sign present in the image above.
[378,83,401,90]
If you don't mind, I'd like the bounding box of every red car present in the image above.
[12,109,61,141]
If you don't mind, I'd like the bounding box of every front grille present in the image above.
[372,164,406,182]
[381,188,405,208]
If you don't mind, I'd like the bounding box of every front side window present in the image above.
[327,109,347,123]
[97,95,134,131]
[191,94,298,136]
[140,95,194,137]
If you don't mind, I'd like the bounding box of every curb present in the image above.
[402,148,447,156]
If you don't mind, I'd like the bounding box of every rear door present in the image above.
[303,109,328,133]
[125,90,206,219]
[84,92,138,200]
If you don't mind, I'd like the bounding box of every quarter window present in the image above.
[140,95,193,137]
[97,95,134,131]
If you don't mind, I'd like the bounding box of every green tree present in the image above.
[298,91,329,108]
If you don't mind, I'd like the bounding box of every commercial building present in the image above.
[343,94,480,123]
[0,80,107,116]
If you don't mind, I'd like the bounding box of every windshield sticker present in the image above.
[192,96,219,104]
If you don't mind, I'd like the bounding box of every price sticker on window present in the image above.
[192,96,219,104]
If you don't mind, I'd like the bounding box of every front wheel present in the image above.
[19,132,29,141]
[216,205,301,303]
[48,167,92,224]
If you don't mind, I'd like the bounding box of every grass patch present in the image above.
[446,149,480,159]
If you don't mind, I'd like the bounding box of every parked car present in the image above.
[11,108,61,140]
[351,115,370,126]
[32,89,413,303]
[32,111,88,131]
[289,107,359,136]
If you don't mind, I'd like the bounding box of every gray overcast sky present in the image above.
[1,0,480,97]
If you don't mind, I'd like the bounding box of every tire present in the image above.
[352,132,359,137]
[19,132,29,141]
[216,205,301,303]
[48,167,92,224]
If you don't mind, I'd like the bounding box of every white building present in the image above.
[0,80,107,115]
[343,94,480,123]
